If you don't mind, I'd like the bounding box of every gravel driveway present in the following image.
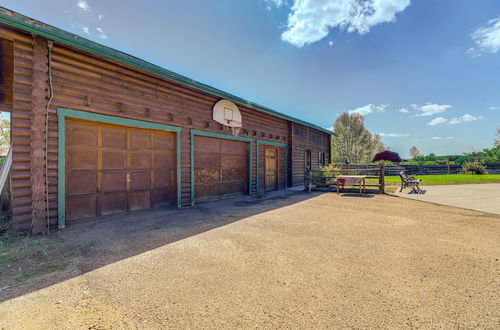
[1,191,499,329]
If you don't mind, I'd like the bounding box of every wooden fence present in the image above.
[340,163,500,176]
[305,163,385,193]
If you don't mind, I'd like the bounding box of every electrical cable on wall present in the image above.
[45,40,54,233]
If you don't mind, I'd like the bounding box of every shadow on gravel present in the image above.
[339,193,374,198]
[0,189,325,303]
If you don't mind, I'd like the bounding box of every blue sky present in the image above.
[1,0,499,157]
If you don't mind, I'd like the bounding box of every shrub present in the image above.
[462,161,487,175]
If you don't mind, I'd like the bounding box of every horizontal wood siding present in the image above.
[48,43,288,209]
[0,26,35,230]
[2,22,331,229]
[289,122,330,187]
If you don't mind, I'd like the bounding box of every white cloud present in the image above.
[448,114,477,125]
[414,103,452,117]
[96,27,108,39]
[427,117,448,126]
[431,136,454,140]
[348,104,387,116]
[264,0,286,10]
[489,106,499,110]
[98,14,104,20]
[79,25,91,35]
[281,0,410,47]
[469,16,500,56]
[379,133,409,137]
[398,107,409,113]
[328,40,334,46]
[77,0,91,12]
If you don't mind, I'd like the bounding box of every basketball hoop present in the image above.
[227,119,242,136]
[230,126,241,136]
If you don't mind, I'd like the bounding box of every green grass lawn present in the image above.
[362,174,500,193]
[383,174,500,186]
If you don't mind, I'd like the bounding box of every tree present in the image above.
[0,116,10,155]
[331,112,386,164]
[409,146,421,159]
[495,127,500,148]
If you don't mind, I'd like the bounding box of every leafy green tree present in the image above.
[331,112,385,164]
[409,146,421,159]
[0,116,10,154]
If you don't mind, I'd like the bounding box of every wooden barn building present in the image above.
[0,8,333,232]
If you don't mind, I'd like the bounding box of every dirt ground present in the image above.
[0,191,499,329]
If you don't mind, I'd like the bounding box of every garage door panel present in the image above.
[130,171,151,190]
[195,169,220,184]
[101,193,127,215]
[195,183,220,200]
[66,123,97,147]
[153,133,174,149]
[152,151,174,169]
[66,149,97,170]
[130,130,150,149]
[66,195,97,220]
[220,181,245,195]
[66,119,176,222]
[194,136,220,152]
[195,153,220,169]
[221,155,246,168]
[153,170,172,188]
[130,152,151,169]
[101,172,126,192]
[220,140,246,154]
[152,188,173,207]
[221,168,246,181]
[102,150,126,170]
[66,171,97,195]
[194,136,248,202]
[128,191,150,211]
[102,127,127,148]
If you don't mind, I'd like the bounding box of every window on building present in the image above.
[0,38,14,108]
[318,152,326,166]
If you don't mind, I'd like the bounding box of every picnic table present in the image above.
[336,175,367,194]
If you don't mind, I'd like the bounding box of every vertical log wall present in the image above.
[30,36,49,233]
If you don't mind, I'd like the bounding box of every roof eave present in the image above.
[0,7,336,136]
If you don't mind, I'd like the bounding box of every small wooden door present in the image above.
[265,148,278,191]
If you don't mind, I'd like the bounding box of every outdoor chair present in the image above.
[398,171,421,192]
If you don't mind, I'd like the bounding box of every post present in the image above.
[30,36,50,234]
[379,162,385,194]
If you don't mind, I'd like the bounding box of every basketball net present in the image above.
[227,120,242,136]
[230,126,241,136]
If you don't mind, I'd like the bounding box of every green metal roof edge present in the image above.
[0,7,335,136]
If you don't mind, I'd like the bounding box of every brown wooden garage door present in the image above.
[65,119,176,221]
[194,136,249,203]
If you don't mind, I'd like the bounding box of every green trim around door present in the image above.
[256,140,288,193]
[190,129,254,205]
[57,108,182,229]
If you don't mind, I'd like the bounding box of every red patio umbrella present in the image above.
[372,150,402,163]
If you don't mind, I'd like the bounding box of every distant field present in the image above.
[363,174,500,193]
[384,174,500,186]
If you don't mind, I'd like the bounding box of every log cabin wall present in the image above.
[289,122,331,187]
[1,17,332,230]
[1,24,306,229]
[0,26,38,231]
[48,42,288,208]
